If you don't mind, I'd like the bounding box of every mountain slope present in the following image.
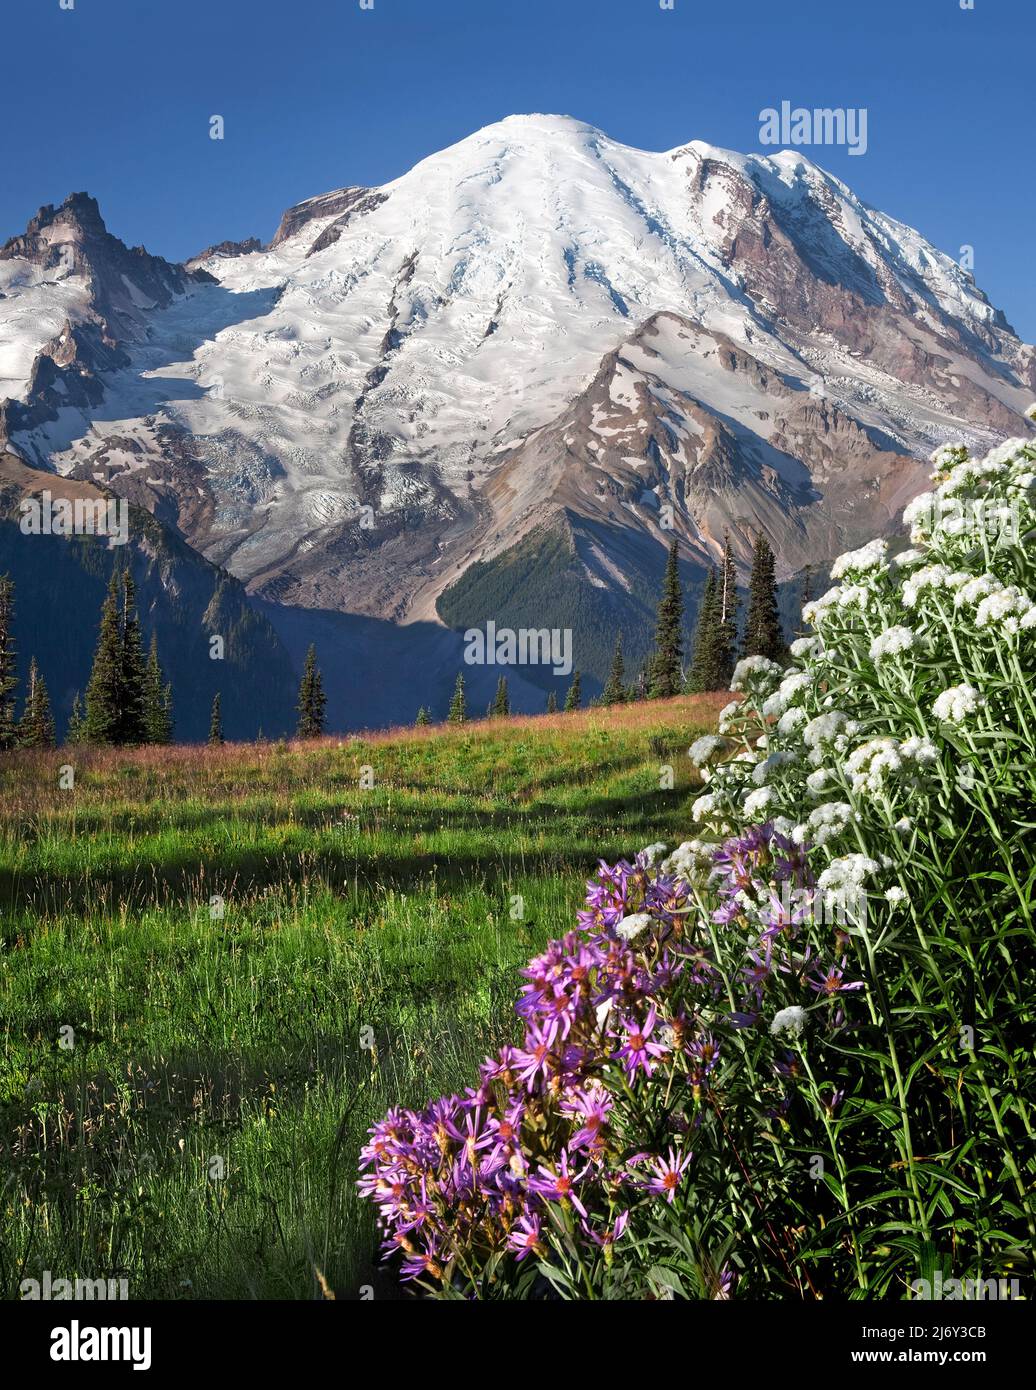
[0,453,297,741]
[0,115,1032,709]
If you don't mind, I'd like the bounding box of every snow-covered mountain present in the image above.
[1,115,1033,689]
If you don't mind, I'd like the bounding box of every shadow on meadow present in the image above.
[0,786,693,916]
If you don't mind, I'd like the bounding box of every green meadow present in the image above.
[0,696,722,1300]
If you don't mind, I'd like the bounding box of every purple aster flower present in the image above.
[614,1004,669,1078]
[507,1213,546,1263]
[809,958,865,996]
[513,1018,560,1090]
[528,1148,589,1217]
[641,1147,692,1203]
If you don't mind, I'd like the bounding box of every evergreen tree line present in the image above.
[0,570,333,749]
[595,533,789,706]
[425,533,789,725]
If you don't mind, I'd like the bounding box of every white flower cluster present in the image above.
[660,839,716,883]
[687,735,730,767]
[730,656,783,693]
[638,842,669,868]
[931,684,982,725]
[869,625,919,662]
[680,433,1034,954]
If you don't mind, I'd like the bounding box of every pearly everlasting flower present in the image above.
[770,1006,807,1038]
[900,735,939,765]
[903,491,937,527]
[661,839,716,882]
[691,793,717,824]
[869,625,918,662]
[806,768,833,795]
[730,656,783,693]
[929,443,969,470]
[616,912,653,941]
[717,700,740,732]
[752,750,797,785]
[638,842,669,868]
[830,538,888,580]
[1025,403,1036,423]
[688,735,729,766]
[894,817,912,835]
[845,737,903,792]
[743,786,776,819]
[932,684,982,725]
[884,886,909,908]
[804,802,854,847]
[777,705,808,737]
[973,585,1036,634]
[818,854,879,902]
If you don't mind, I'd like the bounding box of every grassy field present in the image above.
[0,695,724,1300]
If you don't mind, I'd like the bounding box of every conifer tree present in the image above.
[17,657,55,748]
[296,644,327,738]
[118,572,149,744]
[66,693,85,746]
[648,540,684,698]
[563,671,582,712]
[602,634,626,705]
[0,575,17,751]
[143,633,174,744]
[415,706,430,727]
[743,533,787,663]
[717,534,740,683]
[492,676,510,717]
[84,573,125,745]
[546,690,558,714]
[447,671,467,724]
[208,692,224,746]
[688,570,721,692]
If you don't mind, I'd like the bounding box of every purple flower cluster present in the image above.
[358,830,863,1293]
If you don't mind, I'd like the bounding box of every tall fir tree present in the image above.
[743,534,788,663]
[208,692,224,746]
[415,706,430,727]
[17,657,55,748]
[143,633,174,744]
[118,572,148,744]
[546,689,558,714]
[492,676,510,716]
[84,573,126,745]
[296,644,327,738]
[0,574,17,751]
[715,534,740,686]
[447,671,467,724]
[688,570,722,692]
[648,540,685,698]
[66,693,85,746]
[563,670,582,712]
[602,633,626,705]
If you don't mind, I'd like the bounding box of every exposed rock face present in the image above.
[186,237,263,268]
[0,117,1032,682]
[0,192,213,448]
[269,186,387,248]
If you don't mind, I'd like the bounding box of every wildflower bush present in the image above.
[359,432,1036,1299]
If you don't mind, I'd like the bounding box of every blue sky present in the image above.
[3,0,1034,338]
